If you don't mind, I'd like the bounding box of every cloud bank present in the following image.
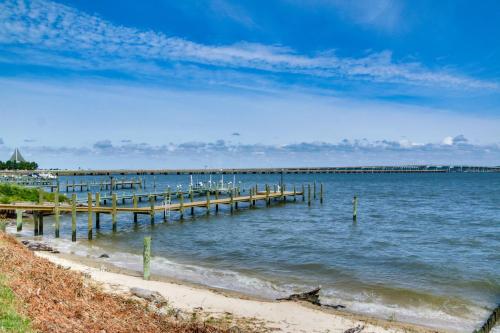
[0,0,497,90]
[2,136,499,169]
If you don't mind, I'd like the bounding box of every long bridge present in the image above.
[2,165,500,176]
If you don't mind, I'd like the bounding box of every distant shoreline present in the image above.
[2,165,500,176]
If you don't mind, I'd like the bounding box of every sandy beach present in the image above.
[34,251,441,333]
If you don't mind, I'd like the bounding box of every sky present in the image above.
[0,0,499,168]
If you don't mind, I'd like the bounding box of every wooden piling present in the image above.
[133,194,138,223]
[71,194,77,241]
[206,191,210,214]
[95,192,100,229]
[149,195,155,224]
[87,192,93,240]
[190,190,194,215]
[215,190,219,212]
[230,191,234,213]
[38,213,44,236]
[33,212,38,236]
[313,181,317,200]
[143,236,151,280]
[54,188,60,237]
[112,193,117,232]
[302,184,305,201]
[234,189,238,209]
[179,193,184,219]
[320,183,323,204]
[353,196,358,222]
[16,209,22,232]
[265,184,270,206]
[249,188,253,207]
[293,185,297,202]
[308,184,311,206]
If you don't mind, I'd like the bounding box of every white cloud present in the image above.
[0,0,497,90]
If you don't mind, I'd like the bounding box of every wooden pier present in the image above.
[0,184,318,241]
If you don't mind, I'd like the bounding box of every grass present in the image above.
[0,276,32,333]
[0,184,68,204]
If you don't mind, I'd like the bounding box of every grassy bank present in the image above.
[0,275,32,332]
[0,232,235,333]
[0,184,67,204]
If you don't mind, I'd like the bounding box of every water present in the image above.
[12,173,500,332]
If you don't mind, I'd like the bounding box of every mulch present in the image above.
[0,232,228,333]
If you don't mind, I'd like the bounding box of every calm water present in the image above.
[13,173,500,331]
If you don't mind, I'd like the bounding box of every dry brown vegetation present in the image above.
[0,232,233,333]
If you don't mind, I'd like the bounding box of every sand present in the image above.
[35,251,441,333]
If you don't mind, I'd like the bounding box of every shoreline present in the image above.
[35,250,444,333]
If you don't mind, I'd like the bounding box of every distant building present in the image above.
[9,148,26,163]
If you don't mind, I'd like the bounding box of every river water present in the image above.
[12,173,500,332]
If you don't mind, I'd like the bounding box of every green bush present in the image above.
[0,184,68,204]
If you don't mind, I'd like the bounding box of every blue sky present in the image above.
[0,0,499,168]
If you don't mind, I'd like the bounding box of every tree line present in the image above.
[0,160,38,170]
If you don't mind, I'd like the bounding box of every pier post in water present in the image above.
[353,196,358,222]
[95,192,100,229]
[179,194,184,220]
[33,212,38,236]
[206,190,210,215]
[215,190,219,212]
[87,192,93,240]
[143,236,151,280]
[308,184,311,206]
[234,189,239,209]
[314,181,317,200]
[302,184,305,201]
[133,194,138,223]
[249,188,253,207]
[293,185,297,202]
[320,183,323,204]
[149,195,155,224]
[71,194,77,242]
[54,189,60,237]
[37,188,44,235]
[190,190,194,215]
[16,209,23,232]
[230,190,234,213]
[265,184,270,206]
[112,193,117,232]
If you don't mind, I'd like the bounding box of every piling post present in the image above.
[302,184,305,201]
[33,212,39,236]
[133,194,138,223]
[54,188,60,237]
[215,190,219,212]
[87,192,93,240]
[353,196,358,222]
[320,183,323,204]
[190,190,194,215]
[234,189,239,209]
[112,193,117,232]
[205,191,210,214]
[38,213,44,236]
[308,184,311,206]
[71,194,77,242]
[149,195,155,224]
[249,188,253,207]
[230,190,234,213]
[313,181,317,200]
[179,193,184,220]
[143,236,151,280]
[293,185,297,202]
[283,184,286,202]
[95,192,100,229]
[267,185,271,206]
[16,209,23,232]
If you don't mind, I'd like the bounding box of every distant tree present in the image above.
[0,160,38,170]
